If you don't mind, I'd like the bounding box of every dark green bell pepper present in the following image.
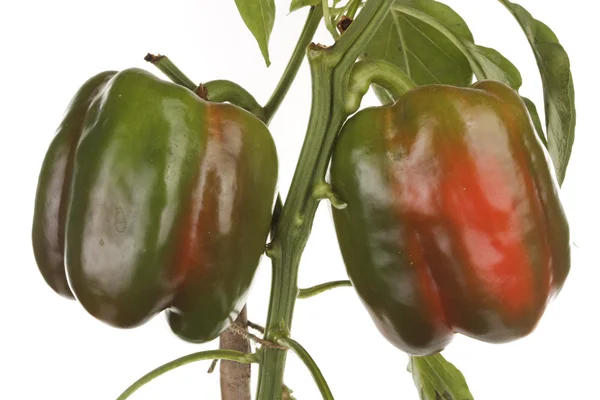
[32,68,278,343]
[330,80,570,356]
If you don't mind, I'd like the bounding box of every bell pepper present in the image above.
[330,80,570,356]
[32,68,278,343]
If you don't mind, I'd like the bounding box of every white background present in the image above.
[1,0,597,399]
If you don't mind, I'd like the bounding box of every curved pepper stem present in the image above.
[345,59,417,114]
[202,80,267,122]
[116,350,258,400]
[144,54,267,121]
[145,7,324,127]
[276,337,334,400]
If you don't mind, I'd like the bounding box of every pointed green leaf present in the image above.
[522,96,548,147]
[390,3,522,91]
[235,0,276,66]
[499,0,576,184]
[290,0,320,12]
[410,354,474,400]
[464,43,522,90]
[363,0,474,86]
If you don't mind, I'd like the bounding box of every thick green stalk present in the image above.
[255,49,333,399]
[255,1,395,398]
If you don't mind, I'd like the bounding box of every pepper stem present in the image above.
[345,59,417,114]
[144,54,197,90]
[202,80,266,122]
[143,54,265,120]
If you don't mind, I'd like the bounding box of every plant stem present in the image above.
[145,7,323,126]
[263,6,324,124]
[219,307,251,400]
[255,46,332,399]
[345,59,417,113]
[347,0,362,19]
[298,280,352,298]
[203,80,266,122]
[255,1,394,398]
[144,56,267,122]
[333,1,363,24]
[117,350,258,400]
[144,54,197,90]
[322,0,340,39]
[277,337,334,399]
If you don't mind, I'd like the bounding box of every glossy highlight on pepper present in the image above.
[32,68,278,343]
[330,80,570,356]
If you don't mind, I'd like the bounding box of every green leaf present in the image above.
[464,43,522,90]
[290,0,319,12]
[234,0,276,66]
[410,354,474,400]
[363,0,474,87]
[390,3,522,91]
[522,96,548,147]
[499,0,576,185]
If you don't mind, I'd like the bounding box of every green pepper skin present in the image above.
[330,81,570,356]
[32,71,117,299]
[32,69,278,343]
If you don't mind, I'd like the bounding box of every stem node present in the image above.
[312,181,347,209]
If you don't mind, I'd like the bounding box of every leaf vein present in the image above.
[401,14,463,69]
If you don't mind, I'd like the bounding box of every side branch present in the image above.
[117,350,258,400]
[298,280,352,299]
[277,337,334,400]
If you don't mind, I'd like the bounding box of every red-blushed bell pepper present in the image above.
[32,68,278,343]
[330,80,570,356]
